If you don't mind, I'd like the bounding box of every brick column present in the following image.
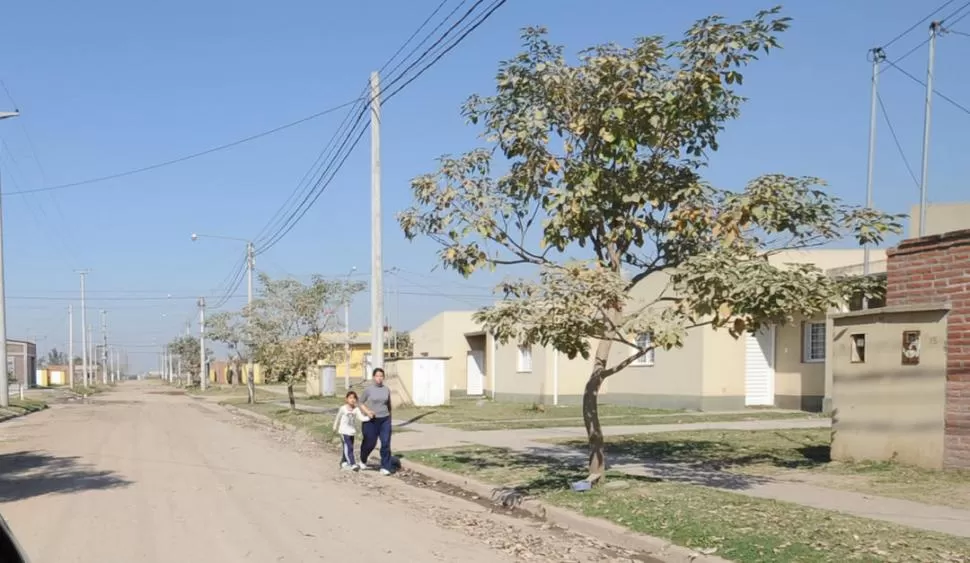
[887,229,970,468]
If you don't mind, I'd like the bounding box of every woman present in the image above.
[358,367,393,475]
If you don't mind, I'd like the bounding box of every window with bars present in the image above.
[631,333,655,366]
[517,345,533,372]
[802,322,826,363]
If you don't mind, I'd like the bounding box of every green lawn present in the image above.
[0,398,48,420]
[404,445,970,563]
[388,397,675,428]
[545,428,970,511]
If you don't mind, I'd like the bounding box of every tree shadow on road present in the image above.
[0,451,131,502]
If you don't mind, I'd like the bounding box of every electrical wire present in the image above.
[378,0,481,96]
[0,140,80,267]
[4,98,362,196]
[880,0,956,49]
[378,0,457,76]
[252,86,370,246]
[875,92,921,189]
[253,1,476,247]
[6,289,494,302]
[384,0,507,104]
[254,0,507,254]
[885,0,970,64]
[882,59,970,116]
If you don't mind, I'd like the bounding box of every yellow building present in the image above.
[206,332,396,385]
[326,332,397,382]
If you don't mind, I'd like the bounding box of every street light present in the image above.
[191,232,256,391]
[0,110,19,407]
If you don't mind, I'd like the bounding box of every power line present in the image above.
[253,2,481,248]
[254,0,507,254]
[883,59,970,116]
[4,98,362,196]
[384,0,507,105]
[875,92,921,188]
[880,0,957,49]
[378,0,456,76]
[886,0,970,63]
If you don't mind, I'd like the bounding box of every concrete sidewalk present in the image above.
[391,418,970,539]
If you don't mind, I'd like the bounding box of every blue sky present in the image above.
[1,0,968,370]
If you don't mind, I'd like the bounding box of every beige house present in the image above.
[414,249,884,412]
[409,310,489,397]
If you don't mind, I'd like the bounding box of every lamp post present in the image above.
[0,110,19,407]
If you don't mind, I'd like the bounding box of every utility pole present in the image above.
[198,297,207,391]
[0,111,19,408]
[100,310,108,385]
[88,324,94,385]
[68,305,74,387]
[918,21,939,237]
[862,47,884,309]
[77,270,89,387]
[344,266,356,390]
[246,241,255,394]
[370,71,384,376]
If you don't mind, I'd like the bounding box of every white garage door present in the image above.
[744,326,775,406]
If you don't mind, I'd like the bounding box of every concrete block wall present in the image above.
[887,229,970,468]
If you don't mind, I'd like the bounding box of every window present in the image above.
[631,333,655,366]
[517,345,533,372]
[802,322,826,363]
[850,333,866,363]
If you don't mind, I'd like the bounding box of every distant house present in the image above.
[411,249,885,412]
[7,340,37,389]
[408,311,487,398]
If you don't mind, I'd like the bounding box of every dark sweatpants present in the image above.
[340,435,356,466]
[360,416,392,471]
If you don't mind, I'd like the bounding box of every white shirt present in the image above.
[333,405,370,436]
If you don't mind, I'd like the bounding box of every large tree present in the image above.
[245,273,364,409]
[47,348,67,365]
[168,336,211,387]
[399,10,902,480]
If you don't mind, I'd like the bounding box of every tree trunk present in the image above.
[583,338,613,482]
[247,364,256,405]
[287,381,296,410]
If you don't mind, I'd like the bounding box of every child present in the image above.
[333,390,371,470]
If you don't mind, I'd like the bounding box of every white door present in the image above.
[413,359,446,406]
[744,326,775,406]
[466,351,485,395]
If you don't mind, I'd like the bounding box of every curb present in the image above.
[0,403,49,423]
[401,458,731,563]
[220,403,730,563]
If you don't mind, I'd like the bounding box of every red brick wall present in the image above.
[887,228,970,469]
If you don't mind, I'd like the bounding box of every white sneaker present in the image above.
[340,462,352,470]
[380,468,392,476]
[357,462,369,471]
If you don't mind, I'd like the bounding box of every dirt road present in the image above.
[0,383,646,562]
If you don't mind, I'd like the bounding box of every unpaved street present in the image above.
[0,383,644,562]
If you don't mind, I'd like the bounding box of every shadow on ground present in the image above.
[541,430,831,490]
[400,448,659,498]
[0,450,131,502]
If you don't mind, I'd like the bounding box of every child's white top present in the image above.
[333,404,370,436]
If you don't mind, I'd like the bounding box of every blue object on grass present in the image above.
[571,480,592,492]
